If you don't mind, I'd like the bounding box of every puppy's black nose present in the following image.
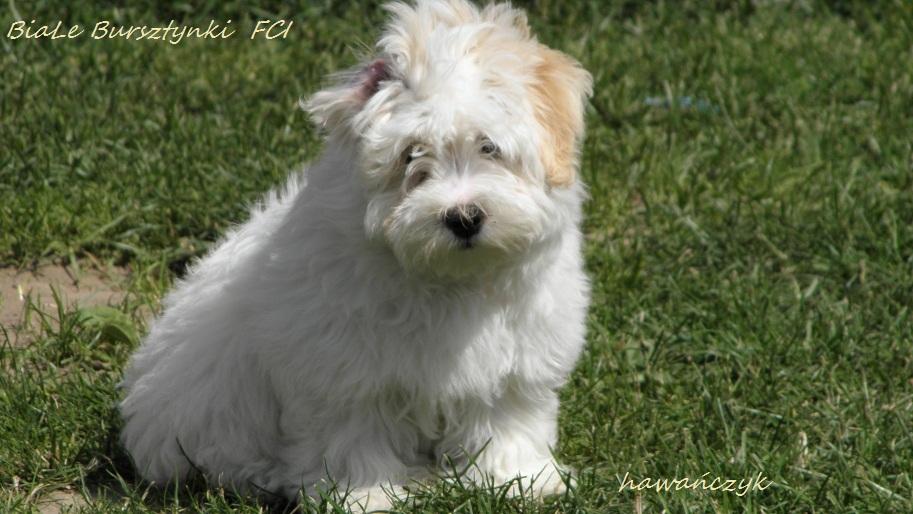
[443,204,485,240]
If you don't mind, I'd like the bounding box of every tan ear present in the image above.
[529,46,593,188]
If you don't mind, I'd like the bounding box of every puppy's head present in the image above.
[305,0,592,279]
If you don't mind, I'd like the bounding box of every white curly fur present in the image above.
[120,0,592,510]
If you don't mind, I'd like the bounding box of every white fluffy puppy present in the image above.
[120,0,592,509]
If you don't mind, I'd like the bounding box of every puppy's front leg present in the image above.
[275,403,414,511]
[438,381,571,498]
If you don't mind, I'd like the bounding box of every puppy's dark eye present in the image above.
[480,138,500,158]
[403,143,426,166]
[405,169,430,191]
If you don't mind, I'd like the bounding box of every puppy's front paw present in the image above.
[525,461,574,498]
[344,484,405,513]
[460,457,574,499]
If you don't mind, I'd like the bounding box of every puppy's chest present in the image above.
[377,301,537,399]
[281,276,569,403]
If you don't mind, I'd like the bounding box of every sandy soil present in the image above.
[36,489,89,514]
[0,263,129,346]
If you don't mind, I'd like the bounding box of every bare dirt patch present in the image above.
[0,263,130,346]
[36,489,89,514]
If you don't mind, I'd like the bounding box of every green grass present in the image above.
[2,0,912,512]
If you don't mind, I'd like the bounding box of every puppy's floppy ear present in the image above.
[481,2,531,38]
[303,59,389,133]
[529,47,593,188]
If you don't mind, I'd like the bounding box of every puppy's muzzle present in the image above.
[443,204,485,242]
